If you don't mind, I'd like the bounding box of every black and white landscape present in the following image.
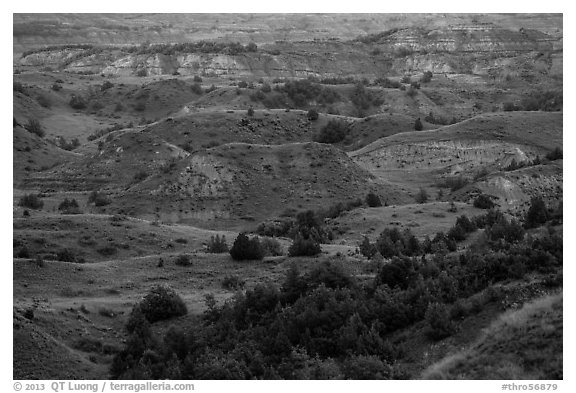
[13,13,562,380]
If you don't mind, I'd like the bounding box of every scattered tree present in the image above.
[414,118,423,131]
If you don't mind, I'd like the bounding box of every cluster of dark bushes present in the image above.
[207,235,228,253]
[316,76,357,85]
[257,197,371,240]
[123,41,257,56]
[21,44,96,58]
[360,199,553,262]
[229,233,265,261]
[349,83,384,113]
[502,90,562,112]
[111,217,561,379]
[277,79,342,108]
[18,194,43,210]
[373,77,402,89]
[436,175,469,192]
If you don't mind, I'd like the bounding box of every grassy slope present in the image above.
[422,293,563,379]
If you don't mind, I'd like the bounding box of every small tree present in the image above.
[524,196,549,228]
[288,233,321,257]
[314,119,349,144]
[365,192,382,207]
[138,285,187,323]
[230,233,264,261]
[247,107,255,117]
[414,118,423,131]
[359,236,377,259]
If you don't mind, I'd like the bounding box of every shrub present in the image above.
[13,81,25,94]
[545,147,562,161]
[406,86,418,98]
[206,235,228,253]
[138,285,187,323]
[88,191,111,207]
[136,69,147,77]
[288,234,321,257]
[193,75,202,83]
[16,246,30,259]
[69,95,87,109]
[473,194,495,209]
[525,196,549,228]
[18,194,43,210]
[314,119,349,144]
[222,275,245,290]
[205,84,217,94]
[425,302,455,340]
[97,246,117,257]
[36,94,51,108]
[260,237,283,256]
[174,254,192,266]
[375,256,417,289]
[56,248,77,262]
[415,188,428,204]
[260,83,271,93]
[247,107,254,117]
[421,71,433,83]
[341,355,392,380]
[238,81,248,88]
[57,136,81,151]
[58,198,81,214]
[101,81,114,91]
[230,233,264,261]
[502,101,519,111]
[26,118,45,138]
[414,118,423,131]
[307,109,319,121]
[134,102,146,112]
[191,82,203,95]
[365,192,382,207]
